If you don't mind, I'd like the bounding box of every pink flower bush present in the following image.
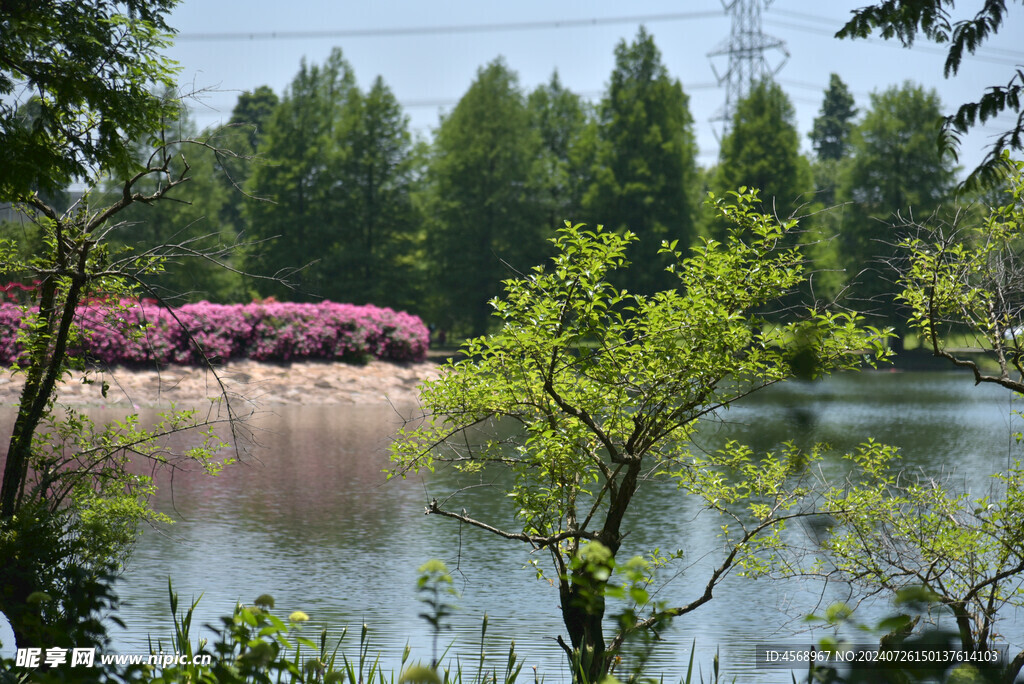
[0,300,429,367]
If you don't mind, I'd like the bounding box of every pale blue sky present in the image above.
[164,1,1024,175]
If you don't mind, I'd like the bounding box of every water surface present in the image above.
[5,370,1023,681]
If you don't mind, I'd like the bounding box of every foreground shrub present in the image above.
[0,300,430,367]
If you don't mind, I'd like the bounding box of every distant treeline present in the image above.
[2,28,971,338]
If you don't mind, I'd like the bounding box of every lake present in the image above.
[4,370,1023,681]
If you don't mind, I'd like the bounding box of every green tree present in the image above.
[333,76,423,310]
[391,195,889,682]
[837,0,1023,188]
[244,49,357,300]
[805,161,1024,684]
[820,441,1024,684]
[0,1,247,649]
[837,81,957,331]
[806,75,859,301]
[585,27,700,296]
[0,0,180,200]
[230,86,281,150]
[810,74,858,163]
[528,72,594,232]
[0,115,241,655]
[103,103,247,303]
[244,54,422,308]
[897,157,1024,393]
[214,86,281,239]
[712,78,815,225]
[424,58,546,336]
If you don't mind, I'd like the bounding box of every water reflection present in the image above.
[3,371,1021,682]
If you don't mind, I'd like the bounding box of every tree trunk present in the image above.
[557,462,642,683]
[560,576,609,683]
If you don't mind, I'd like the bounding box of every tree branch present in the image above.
[425,499,599,549]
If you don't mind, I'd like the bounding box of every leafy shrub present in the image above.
[0,299,430,367]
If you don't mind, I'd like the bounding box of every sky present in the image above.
[163,0,1024,176]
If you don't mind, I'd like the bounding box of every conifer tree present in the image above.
[425,58,546,336]
[585,27,700,296]
[713,78,814,225]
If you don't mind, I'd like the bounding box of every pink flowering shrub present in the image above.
[0,303,26,364]
[0,300,429,367]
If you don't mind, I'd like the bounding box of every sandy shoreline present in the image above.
[0,358,444,408]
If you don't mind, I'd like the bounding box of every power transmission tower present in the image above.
[707,0,789,144]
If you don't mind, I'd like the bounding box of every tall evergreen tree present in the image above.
[809,75,857,211]
[584,27,699,296]
[230,85,280,147]
[333,76,422,310]
[837,81,957,330]
[425,58,546,336]
[810,74,857,162]
[204,85,281,269]
[244,49,356,300]
[527,72,593,230]
[713,78,814,225]
[217,86,280,204]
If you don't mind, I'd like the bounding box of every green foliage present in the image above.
[244,51,423,309]
[818,439,1024,682]
[332,76,424,311]
[424,58,548,335]
[584,27,700,296]
[0,1,182,200]
[801,590,989,684]
[145,586,345,684]
[244,48,358,300]
[808,75,858,286]
[896,156,1024,390]
[810,74,858,163]
[391,193,889,681]
[528,72,595,233]
[566,542,677,683]
[841,82,955,216]
[837,0,1022,189]
[0,508,127,677]
[136,579,522,684]
[713,79,814,226]
[835,81,957,330]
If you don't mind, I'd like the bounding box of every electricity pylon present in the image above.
[707,0,789,144]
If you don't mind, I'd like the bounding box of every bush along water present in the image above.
[0,298,430,367]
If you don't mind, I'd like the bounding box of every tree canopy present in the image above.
[836,81,958,329]
[424,58,547,336]
[585,27,700,296]
[243,48,358,299]
[391,193,889,682]
[713,78,814,224]
[837,0,1024,188]
[810,73,858,162]
[0,0,181,199]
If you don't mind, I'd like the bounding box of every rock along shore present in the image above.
[0,358,444,409]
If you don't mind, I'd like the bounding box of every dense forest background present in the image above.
[0,28,972,339]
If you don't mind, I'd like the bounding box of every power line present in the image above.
[174,11,724,42]
[183,82,722,119]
